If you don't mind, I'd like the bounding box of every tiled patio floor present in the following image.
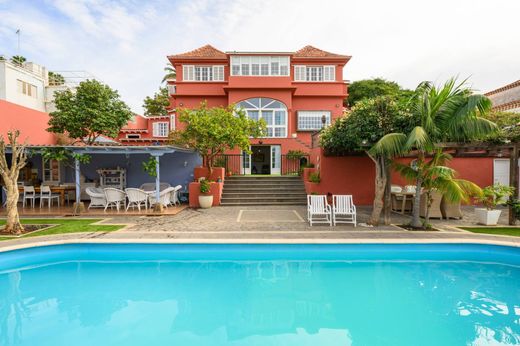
[1,205,518,251]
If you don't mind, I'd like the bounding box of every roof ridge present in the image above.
[169,44,227,59]
[293,45,348,58]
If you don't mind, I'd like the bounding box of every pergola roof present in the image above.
[9,145,194,155]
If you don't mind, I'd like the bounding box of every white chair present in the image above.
[39,185,60,208]
[140,182,171,192]
[170,185,183,206]
[332,195,357,226]
[149,187,175,208]
[86,187,107,209]
[23,186,39,208]
[104,188,127,212]
[125,188,148,211]
[307,195,332,226]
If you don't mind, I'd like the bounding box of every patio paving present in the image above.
[1,205,519,251]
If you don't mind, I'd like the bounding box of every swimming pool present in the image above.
[0,243,519,346]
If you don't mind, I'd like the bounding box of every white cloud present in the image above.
[0,0,519,112]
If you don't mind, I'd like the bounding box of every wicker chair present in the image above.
[170,185,183,206]
[149,187,175,208]
[86,187,107,209]
[125,188,148,211]
[104,188,127,212]
[139,182,171,192]
[441,197,463,219]
[419,190,443,219]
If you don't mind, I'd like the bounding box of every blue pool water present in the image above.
[0,243,519,346]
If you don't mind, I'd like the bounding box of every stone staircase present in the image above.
[220,176,307,206]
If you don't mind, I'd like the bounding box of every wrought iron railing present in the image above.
[214,153,309,176]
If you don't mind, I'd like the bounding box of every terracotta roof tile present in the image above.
[485,80,520,96]
[491,100,520,112]
[169,44,226,59]
[293,45,349,58]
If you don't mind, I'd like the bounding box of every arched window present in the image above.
[237,98,287,138]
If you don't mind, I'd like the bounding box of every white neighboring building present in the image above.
[0,59,47,111]
[0,57,90,113]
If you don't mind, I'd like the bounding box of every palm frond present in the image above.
[404,126,433,152]
[370,133,407,157]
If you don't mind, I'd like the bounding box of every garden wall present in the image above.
[304,148,495,206]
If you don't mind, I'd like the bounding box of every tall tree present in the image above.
[170,103,266,174]
[0,131,27,234]
[143,87,170,117]
[162,62,176,83]
[321,96,416,225]
[372,78,496,228]
[47,79,133,145]
[347,78,413,106]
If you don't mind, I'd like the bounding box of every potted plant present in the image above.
[475,184,514,225]
[198,179,213,209]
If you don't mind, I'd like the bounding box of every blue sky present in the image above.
[1,0,519,113]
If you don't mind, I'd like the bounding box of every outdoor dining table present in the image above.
[393,192,416,214]
[18,185,76,205]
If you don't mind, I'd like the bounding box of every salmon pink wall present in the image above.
[391,157,494,188]
[0,100,56,145]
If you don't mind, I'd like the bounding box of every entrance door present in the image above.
[270,145,281,175]
[241,150,251,175]
[494,159,510,186]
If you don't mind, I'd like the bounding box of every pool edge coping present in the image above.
[0,237,519,253]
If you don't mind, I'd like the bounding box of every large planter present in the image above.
[475,208,501,226]
[198,194,213,209]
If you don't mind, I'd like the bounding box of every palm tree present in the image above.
[10,55,26,66]
[394,150,482,225]
[162,62,176,83]
[371,78,496,228]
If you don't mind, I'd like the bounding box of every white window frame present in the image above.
[297,111,331,131]
[170,114,176,131]
[294,65,336,82]
[42,158,60,183]
[17,79,38,98]
[182,65,224,81]
[237,98,288,138]
[153,122,169,137]
[230,56,290,76]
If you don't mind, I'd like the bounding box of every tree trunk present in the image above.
[411,177,423,228]
[4,181,23,234]
[383,158,392,225]
[368,153,386,226]
[424,191,431,226]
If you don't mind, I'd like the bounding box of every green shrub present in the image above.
[200,179,212,194]
[476,184,514,210]
[308,172,321,183]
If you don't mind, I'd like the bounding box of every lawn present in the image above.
[0,218,124,241]
[460,227,520,237]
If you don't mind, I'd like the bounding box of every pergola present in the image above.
[10,145,194,213]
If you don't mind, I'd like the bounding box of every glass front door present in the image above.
[270,145,281,175]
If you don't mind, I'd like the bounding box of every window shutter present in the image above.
[212,66,224,81]
[152,122,159,136]
[294,66,306,81]
[324,65,335,81]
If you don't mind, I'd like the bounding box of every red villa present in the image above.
[166,44,351,175]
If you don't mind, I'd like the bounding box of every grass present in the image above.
[460,227,520,237]
[0,218,125,241]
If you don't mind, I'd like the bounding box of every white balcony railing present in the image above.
[167,84,176,95]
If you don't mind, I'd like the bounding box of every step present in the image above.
[224,181,304,186]
[222,192,307,198]
[221,197,307,203]
[220,201,307,206]
[226,176,301,179]
[223,187,306,193]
